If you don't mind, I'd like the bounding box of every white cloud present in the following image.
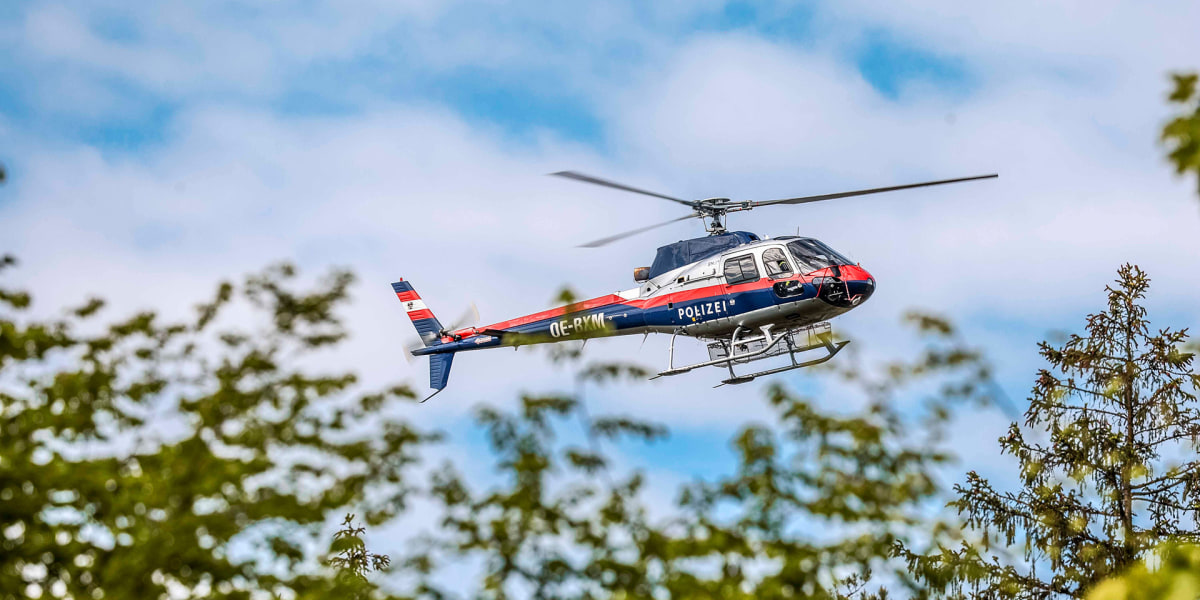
[611,31,1200,315]
[2,4,1199,567]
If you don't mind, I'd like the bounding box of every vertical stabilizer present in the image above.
[391,280,444,347]
[391,279,456,401]
[429,353,454,391]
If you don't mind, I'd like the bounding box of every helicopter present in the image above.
[394,170,997,400]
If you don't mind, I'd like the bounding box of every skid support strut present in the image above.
[653,325,780,379]
[650,322,850,385]
[714,332,848,387]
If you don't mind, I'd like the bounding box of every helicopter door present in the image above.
[763,246,803,298]
[722,254,759,288]
[721,253,760,297]
[675,253,759,327]
[715,253,765,320]
[762,247,793,279]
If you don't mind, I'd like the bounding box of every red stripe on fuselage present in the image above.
[457,280,781,336]
[449,268,869,339]
[637,276,785,307]
[638,284,722,307]
[475,294,627,332]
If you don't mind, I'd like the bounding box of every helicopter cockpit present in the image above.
[777,237,855,274]
[636,233,856,284]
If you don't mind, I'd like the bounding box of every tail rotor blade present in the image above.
[403,339,423,364]
[446,302,480,332]
[406,303,481,360]
[405,302,475,362]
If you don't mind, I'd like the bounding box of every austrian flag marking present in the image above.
[397,295,434,322]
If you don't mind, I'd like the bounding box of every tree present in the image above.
[905,264,1200,598]
[329,514,393,599]
[0,249,1009,599]
[1087,542,1200,600]
[407,314,1003,599]
[1163,72,1200,197]
[0,256,429,599]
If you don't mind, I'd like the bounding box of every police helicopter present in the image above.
[393,171,997,400]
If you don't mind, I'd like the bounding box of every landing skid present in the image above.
[650,322,849,386]
[713,339,848,386]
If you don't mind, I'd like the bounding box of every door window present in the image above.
[723,254,759,285]
[762,247,793,279]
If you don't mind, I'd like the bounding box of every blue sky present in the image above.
[0,1,972,154]
[2,0,1200,589]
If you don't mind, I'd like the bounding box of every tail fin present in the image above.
[391,279,444,347]
[392,279,455,400]
[429,353,454,391]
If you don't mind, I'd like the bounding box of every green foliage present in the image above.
[0,251,1043,599]
[329,514,393,598]
[1088,542,1200,600]
[905,264,1200,598]
[4,63,1199,600]
[407,312,1003,599]
[0,255,428,599]
[1163,72,1200,197]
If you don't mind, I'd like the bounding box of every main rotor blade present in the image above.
[551,171,698,208]
[749,174,998,208]
[579,213,699,248]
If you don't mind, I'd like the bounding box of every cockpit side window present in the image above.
[723,254,759,285]
[762,247,793,279]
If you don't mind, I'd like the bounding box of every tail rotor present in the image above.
[391,279,475,400]
[402,302,479,362]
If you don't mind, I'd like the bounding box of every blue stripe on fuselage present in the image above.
[419,280,821,354]
[665,282,817,327]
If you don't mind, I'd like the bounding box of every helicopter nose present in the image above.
[837,264,876,306]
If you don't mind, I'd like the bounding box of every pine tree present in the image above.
[906,264,1200,598]
[329,514,392,599]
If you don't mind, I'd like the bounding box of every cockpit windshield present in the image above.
[786,238,854,273]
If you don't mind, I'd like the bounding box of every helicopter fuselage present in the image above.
[397,170,993,397]
[409,234,874,356]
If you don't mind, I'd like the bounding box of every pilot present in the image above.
[763,248,793,278]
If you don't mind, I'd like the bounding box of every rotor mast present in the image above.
[698,198,731,234]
